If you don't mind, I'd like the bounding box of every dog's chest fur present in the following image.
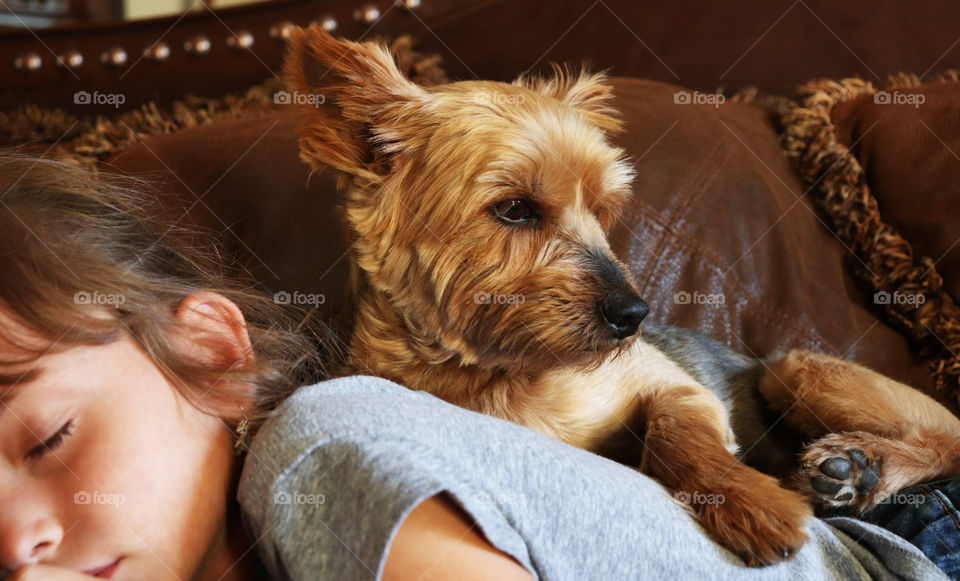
[348,303,743,458]
[532,338,736,450]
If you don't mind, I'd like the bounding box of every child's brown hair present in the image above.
[0,153,338,438]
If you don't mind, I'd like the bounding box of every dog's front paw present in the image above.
[798,432,883,512]
[691,469,812,567]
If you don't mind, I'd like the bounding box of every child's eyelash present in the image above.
[26,419,75,461]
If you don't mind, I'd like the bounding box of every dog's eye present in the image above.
[493,199,539,225]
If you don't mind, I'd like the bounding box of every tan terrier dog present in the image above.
[284,26,960,566]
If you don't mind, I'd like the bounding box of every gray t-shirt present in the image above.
[237,375,948,581]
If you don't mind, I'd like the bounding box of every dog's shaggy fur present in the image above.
[284,26,960,567]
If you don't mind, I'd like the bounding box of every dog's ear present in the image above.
[515,64,624,134]
[283,26,424,180]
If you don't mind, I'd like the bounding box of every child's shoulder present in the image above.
[266,375,453,440]
[242,375,502,484]
[285,374,416,407]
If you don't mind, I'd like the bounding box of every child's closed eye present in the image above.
[26,419,75,461]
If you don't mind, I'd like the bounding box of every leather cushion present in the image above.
[831,78,960,301]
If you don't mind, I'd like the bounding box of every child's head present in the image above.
[0,154,330,579]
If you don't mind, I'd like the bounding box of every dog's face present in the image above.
[287,27,648,373]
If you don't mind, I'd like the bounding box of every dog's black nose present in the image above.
[600,293,649,340]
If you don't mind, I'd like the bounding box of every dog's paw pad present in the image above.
[857,463,880,493]
[847,448,869,469]
[799,437,883,510]
[810,475,844,495]
[819,457,851,479]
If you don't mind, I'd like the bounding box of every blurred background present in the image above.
[3,0,960,114]
[2,0,264,25]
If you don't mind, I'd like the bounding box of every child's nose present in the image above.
[0,501,63,571]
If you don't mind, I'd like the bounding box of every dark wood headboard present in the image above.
[5,0,960,116]
[0,0,483,114]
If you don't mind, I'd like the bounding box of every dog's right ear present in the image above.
[284,26,424,180]
[514,65,624,134]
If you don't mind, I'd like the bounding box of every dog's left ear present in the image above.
[514,65,624,134]
[283,25,425,181]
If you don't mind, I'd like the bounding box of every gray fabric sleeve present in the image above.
[248,436,538,580]
[238,376,949,581]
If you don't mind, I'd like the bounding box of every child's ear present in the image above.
[283,25,424,180]
[174,291,254,371]
[172,292,256,422]
[514,65,624,134]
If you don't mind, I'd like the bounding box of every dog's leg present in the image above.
[759,350,960,512]
[639,384,811,566]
